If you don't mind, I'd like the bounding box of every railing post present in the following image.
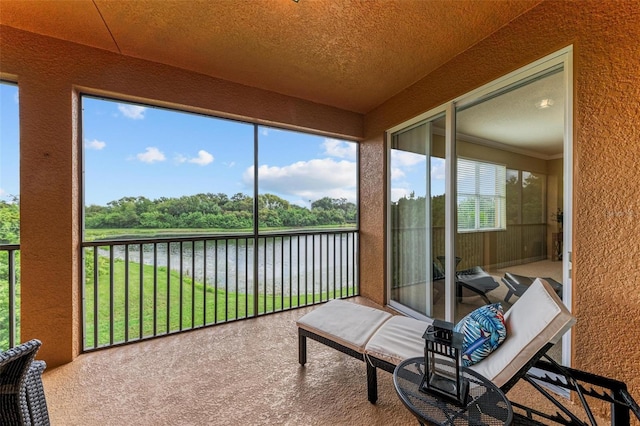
[8,248,17,348]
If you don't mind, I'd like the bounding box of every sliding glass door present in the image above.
[388,48,572,363]
[454,66,565,327]
[388,114,446,319]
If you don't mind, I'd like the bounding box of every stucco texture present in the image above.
[0,24,362,366]
[1,0,639,421]
[359,0,640,418]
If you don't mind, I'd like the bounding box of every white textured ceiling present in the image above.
[0,0,542,114]
[1,0,563,156]
[457,70,565,158]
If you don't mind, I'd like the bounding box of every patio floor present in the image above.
[40,296,599,425]
[42,298,417,425]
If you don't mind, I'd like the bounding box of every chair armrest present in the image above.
[22,360,50,425]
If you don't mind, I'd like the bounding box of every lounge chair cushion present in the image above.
[454,303,507,366]
[296,299,392,353]
[364,316,432,365]
[469,278,575,388]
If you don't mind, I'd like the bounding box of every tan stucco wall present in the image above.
[1,0,639,415]
[0,25,362,366]
[360,0,640,411]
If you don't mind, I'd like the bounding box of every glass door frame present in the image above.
[386,46,574,365]
[387,107,448,321]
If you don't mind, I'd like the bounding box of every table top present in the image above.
[393,357,513,426]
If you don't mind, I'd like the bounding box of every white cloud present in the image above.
[174,150,215,166]
[391,150,425,167]
[391,167,406,180]
[0,188,6,197]
[136,147,166,163]
[13,91,19,104]
[225,161,236,168]
[188,150,214,166]
[323,138,357,160]
[390,187,413,203]
[431,157,445,180]
[118,104,147,120]
[243,158,357,203]
[85,139,106,150]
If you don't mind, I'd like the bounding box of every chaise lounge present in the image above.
[297,278,574,403]
[297,278,640,424]
[501,272,563,303]
[434,256,500,304]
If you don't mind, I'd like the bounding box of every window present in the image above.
[1,81,20,350]
[81,95,358,239]
[257,126,357,231]
[457,158,506,231]
[0,82,20,244]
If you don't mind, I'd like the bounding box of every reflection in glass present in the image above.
[454,69,564,334]
[389,115,446,318]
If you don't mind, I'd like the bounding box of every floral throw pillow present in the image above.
[454,303,507,366]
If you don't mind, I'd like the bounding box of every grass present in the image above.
[84,225,357,241]
[84,254,356,349]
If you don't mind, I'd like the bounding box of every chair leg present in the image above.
[367,362,378,404]
[298,331,307,365]
[504,290,513,303]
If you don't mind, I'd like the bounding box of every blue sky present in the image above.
[1,82,443,207]
[1,83,361,208]
[0,83,19,202]
[81,96,359,207]
[390,150,445,202]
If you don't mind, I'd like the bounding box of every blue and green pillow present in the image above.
[454,303,507,366]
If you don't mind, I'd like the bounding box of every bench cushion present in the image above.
[469,278,575,388]
[364,315,432,365]
[296,299,392,353]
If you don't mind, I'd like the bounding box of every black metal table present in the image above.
[393,357,513,426]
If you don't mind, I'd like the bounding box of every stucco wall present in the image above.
[1,0,639,416]
[360,0,640,413]
[0,25,363,366]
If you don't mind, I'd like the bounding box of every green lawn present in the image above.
[84,225,356,241]
[84,254,355,349]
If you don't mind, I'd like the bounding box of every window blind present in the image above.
[457,158,506,231]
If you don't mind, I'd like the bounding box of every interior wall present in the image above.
[360,0,640,409]
[0,25,363,366]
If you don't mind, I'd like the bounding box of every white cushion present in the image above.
[364,315,432,365]
[296,299,392,353]
[469,278,575,388]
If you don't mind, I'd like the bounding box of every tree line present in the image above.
[391,172,545,229]
[0,193,357,244]
[84,193,357,230]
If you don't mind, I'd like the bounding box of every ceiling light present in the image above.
[536,98,554,109]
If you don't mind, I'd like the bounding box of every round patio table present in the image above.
[393,357,513,426]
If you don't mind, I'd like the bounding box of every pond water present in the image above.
[94,233,358,296]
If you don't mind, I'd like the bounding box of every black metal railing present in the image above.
[82,229,359,351]
[0,244,20,350]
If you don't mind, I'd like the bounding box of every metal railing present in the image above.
[82,229,359,351]
[0,244,20,350]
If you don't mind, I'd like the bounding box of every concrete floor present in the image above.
[40,295,602,425]
[42,299,418,425]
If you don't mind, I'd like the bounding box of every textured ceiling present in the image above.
[0,0,542,114]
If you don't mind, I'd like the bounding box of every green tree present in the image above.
[0,200,20,244]
[522,172,544,224]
